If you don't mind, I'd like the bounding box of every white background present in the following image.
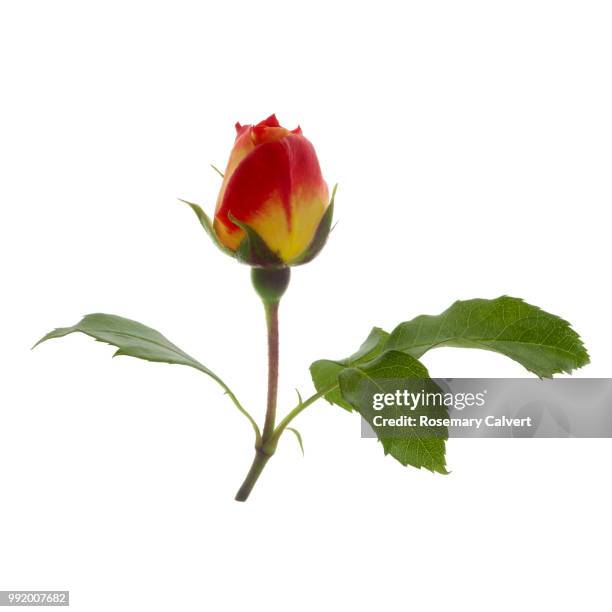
[1,1,610,610]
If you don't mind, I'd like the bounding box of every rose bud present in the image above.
[210,114,335,267]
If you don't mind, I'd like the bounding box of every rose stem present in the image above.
[235,267,289,501]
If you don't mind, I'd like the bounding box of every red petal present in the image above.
[215,134,326,232]
[251,125,290,145]
[257,114,280,128]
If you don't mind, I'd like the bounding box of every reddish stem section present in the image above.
[262,300,280,442]
[234,297,281,502]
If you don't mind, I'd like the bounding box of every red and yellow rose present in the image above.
[210,114,334,266]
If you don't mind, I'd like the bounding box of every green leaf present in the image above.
[34,313,216,371]
[310,326,389,411]
[179,199,234,255]
[230,214,285,268]
[385,296,589,378]
[291,184,337,265]
[338,350,448,474]
[33,314,261,439]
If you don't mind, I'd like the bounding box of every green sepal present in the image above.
[291,184,337,266]
[230,214,285,268]
[210,163,224,178]
[179,199,234,256]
